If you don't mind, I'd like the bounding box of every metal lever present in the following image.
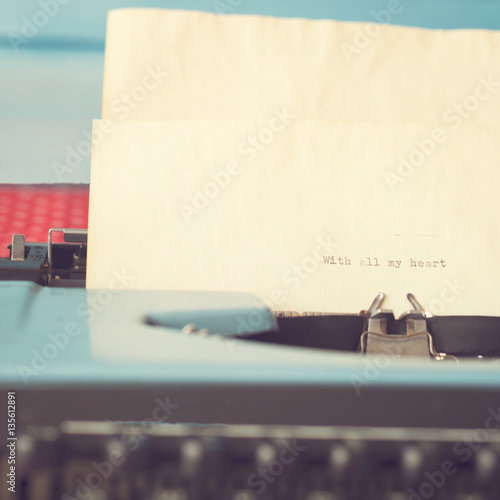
[406,293,433,318]
[367,292,385,317]
[11,234,26,261]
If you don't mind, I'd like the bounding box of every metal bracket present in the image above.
[47,228,88,285]
[360,292,457,361]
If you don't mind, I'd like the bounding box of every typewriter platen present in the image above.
[1,231,500,500]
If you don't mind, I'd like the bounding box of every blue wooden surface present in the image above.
[1,0,499,184]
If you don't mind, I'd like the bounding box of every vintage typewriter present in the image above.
[1,230,500,500]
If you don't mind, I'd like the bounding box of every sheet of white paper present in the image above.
[102,9,500,125]
[88,119,500,316]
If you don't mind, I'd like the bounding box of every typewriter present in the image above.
[1,230,500,500]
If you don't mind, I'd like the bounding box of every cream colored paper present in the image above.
[102,9,500,124]
[88,119,500,316]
